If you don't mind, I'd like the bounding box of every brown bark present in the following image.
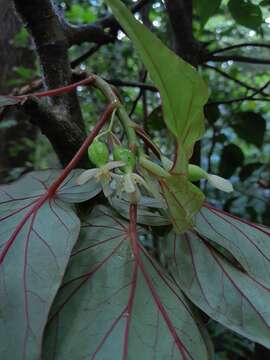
[0,0,37,183]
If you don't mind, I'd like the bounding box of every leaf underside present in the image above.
[164,205,270,348]
[43,206,211,360]
[0,170,101,360]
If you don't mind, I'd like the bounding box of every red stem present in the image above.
[48,101,117,195]
[0,102,116,265]
[19,76,96,100]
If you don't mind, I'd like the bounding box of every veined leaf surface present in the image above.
[0,170,101,360]
[195,204,270,288]
[165,230,270,348]
[43,206,211,359]
[160,175,204,234]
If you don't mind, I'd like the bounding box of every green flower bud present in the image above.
[113,146,136,172]
[88,140,109,167]
[188,164,208,182]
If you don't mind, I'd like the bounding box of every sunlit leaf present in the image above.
[159,175,204,234]
[104,0,208,172]
[0,170,101,360]
[43,206,211,359]
[164,229,270,348]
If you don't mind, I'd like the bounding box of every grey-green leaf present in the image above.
[42,206,211,360]
[195,205,270,289]
[0,170,101,360]
[164,230,270,348]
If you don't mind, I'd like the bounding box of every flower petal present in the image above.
[105,161,125,171]
[76,169,99,185]
[208,174,234,193]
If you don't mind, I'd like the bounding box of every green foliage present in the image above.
[228,0,263,30]
[194,0,222,27]
[66,4,96,23]
[104,0,209,172]
[1,0,270,358]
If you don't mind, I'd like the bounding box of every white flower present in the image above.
[207,174,234,193]
[76,161,125,197]
[112,172,151,204]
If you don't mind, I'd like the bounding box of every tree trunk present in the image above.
[0,0,37,183]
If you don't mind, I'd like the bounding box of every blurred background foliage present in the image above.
[0,0,269,358]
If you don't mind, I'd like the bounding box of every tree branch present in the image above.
[105,79,157,92]
[205,54,270,65]
[21,96,88,167]
[65,23,114,47]
[203,64,270,97]
[208,80,270,105]
[164,0,199,66]
[13,0,87,166]
[65,0,151,48]
[209,42,270,55]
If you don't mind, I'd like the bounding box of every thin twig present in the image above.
[208,80,270,106]
[203,64,270,97]
[209,43,270,55]
[205,54,270,65]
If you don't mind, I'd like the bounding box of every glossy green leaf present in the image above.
[0,170,101,360]
[194,0,222,27]
[104,0,209,172]
[218,144,244,178]
[195,204,270,289]
[228,0,263,30]
[43,206,211,359]
[232,112,266,148]
[164,229,270,348]
[160,175,204,234]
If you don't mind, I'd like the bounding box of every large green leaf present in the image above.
[0,170,101,360]
[228,0,263,30]
[195,204,270,289]
[164,229,270,348]
[43,206,211,359]
[104,0,209,171]
[160,174,204,234]
[194,0,222,27]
